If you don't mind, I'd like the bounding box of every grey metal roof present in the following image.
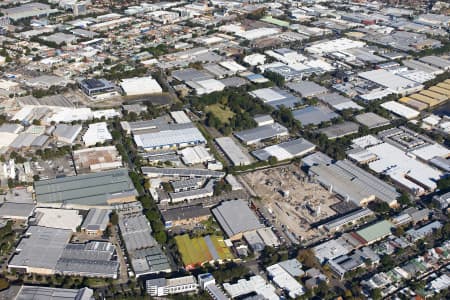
[309,159,399,206]
[161,205,210,222]
[317,122,359,139]
[81,209,111,232]
[56,241,118,277]
[355,112,390,129]
[286,81,328,97]
[0,202,35,219]
[34,168,137,206]
[9,226,72,270]
[172,68,214,82]
[234,123,288,144]
[292,106,339,126]
[15,286,93,300]
[53,124,82,141]
[119,215,156,252]
[215,137,252,166]
[220,76,248,87]
[212,199,264,238]
[252,138,315,161]
[17,94,74,108]
[142,167,225,178]
[131,246,171,275]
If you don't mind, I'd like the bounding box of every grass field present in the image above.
[175,234,234,269]
[205,104,235,124]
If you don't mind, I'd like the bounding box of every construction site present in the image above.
[240,163,341,242]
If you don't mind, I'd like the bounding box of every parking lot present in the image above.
[240,164,341,242]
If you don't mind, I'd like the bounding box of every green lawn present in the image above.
[205,104,235,124]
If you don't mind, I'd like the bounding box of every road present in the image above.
[110,225,129,284]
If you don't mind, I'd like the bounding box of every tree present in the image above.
[297,249,320,269]
[371,288,382,300]
[268,155,278,165]
[110,211,119,226]
[264,70,285,87]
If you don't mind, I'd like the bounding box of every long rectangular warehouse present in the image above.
[215,137,252,166]
[34,169,138,208]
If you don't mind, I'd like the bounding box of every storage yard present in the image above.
[240,164,340,240]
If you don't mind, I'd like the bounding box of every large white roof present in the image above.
[367,142,441,192]
[120,77,162,96]
[380,101,420,119]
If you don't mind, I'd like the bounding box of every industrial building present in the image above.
[1,3,58,21]
[161,205,210,228]
[79,78,117,98]
[358,69,423,95]
[73,146,123,173]
[14,286,94,300]
[252,138,315,161]
[307,157,399,207]
[215,137,252,166]
[380,101,420,119]
[0,203,35,222]
[292,106,339,126]
[318,122,360,139]
[55,241,119,278]
[120,76,162,95]
[52,124,82,144]
[118,212,171,277]
[211,199,265,240]
[322,208,374,232]
[286,81,328,98]
[34,168,138,208]
[234,123,289,145]
[266,262,305,298]
[249,87,303,109]
[9,226,72,275]
[355,112,390,129]
[81,208,111,235]
[134,123,206,151]
[82,122,112,147]
[146,275,198,297]
[142,167,225,178]
[33,208,83,232]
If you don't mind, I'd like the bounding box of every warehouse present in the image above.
[234,123,288,145]
[318,93,363,111]
[161,205,210,228]
[34,168,138,208]
[249,87,303,109]
[215,137,252,166]
[366,142,442,194]
[81,208,111,235]
[14,286,94,300]
[322,208,374,232]
[353,220,394,245]
[252,138,315,161]
[286,81,328,98]
[402,60,443,76]
[358,69,423,95]
[419,56,450,71]
[318,122,360,139]
[79,78,117,97]
[399,97,428,111]
[186,79,225,95]
[55,241,119,278]
[134,123,206,151]
[142,167,225,178]
[0,202,35,222]
[53,124,82,144]
[266,263,305,298]
[306,38,365,55]
[73,146,123,173]
[308,159,399,207]
[120,76,162,95]
[178,145,214,165]
[212,199,265,240]
[380,101,420,119]
[9,226,72,275]
[355,112,390,129]
[33,208,82,232]
[82,122,112,147]
[1,3,58,21]
[292,106,339,126]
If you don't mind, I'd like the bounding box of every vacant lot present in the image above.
[206,104,235,123]
[241,164,340,241]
